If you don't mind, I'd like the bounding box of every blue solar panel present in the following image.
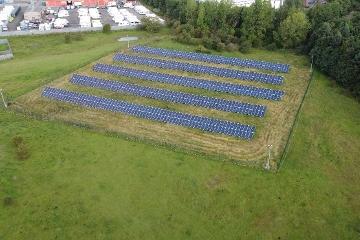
[132,45,290,73]
[42,87,256,139]
[92,63,284,101]
[113,53,284,85]
[70,74,267,117]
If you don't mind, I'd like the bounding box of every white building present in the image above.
[199,0,284,9]
[232,0,255,7]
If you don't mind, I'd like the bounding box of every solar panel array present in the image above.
[70,74,266,117]
[132,45,290,73]
[42,87,256,139]
[93,63,284,101]
[113,53,284,85]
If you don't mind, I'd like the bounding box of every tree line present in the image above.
[141,0,360,98]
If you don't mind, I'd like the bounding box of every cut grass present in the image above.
[0,44,9,52]
[0,31,359,239]
[12,37,310,166]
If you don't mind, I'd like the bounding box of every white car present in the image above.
[78,8,89,16]
[58,9,69,18]
[91,19,103,28]
[79,15,91,28]
[113,15,125,23]
[123,2,134,8]
[118,20,130,26]
[134,5,149,15]
[53,18,69,28]
[74,2,82,7]
[89,8,101,19]
[107,1,117,7]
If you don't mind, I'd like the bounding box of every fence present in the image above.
[0,38,13,61]
[276,69,314,171]
[0,25,137,37]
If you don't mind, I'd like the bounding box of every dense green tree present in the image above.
[140,17,162,32]
[140,0,360,98]
[185,0,197,24]
[240,0,273,47]
[275,10,310,48]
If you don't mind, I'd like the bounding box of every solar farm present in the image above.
[13,41,310,167]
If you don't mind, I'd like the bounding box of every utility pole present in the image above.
[264,144,272,171]
[0,89,7,108]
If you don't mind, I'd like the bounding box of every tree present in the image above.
[196,3,206,30]
[185,0,196,24]
[240,0,273,47]
[140,17,162,33]
[276,10,310,48]
[102,24,111,34]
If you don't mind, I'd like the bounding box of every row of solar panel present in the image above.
[93,63,284,101]
[132,45,290,73]
[70,74,267,117]
[113,53,284,85]
[42,87,256,139]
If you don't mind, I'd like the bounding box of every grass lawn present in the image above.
[0,44,9,52]
[0,30,359,239]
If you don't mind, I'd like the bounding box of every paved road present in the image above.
[7,5,27,31]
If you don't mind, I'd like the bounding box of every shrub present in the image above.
[3,196,14,206]
[353,217,360,234]
[225,43,238,52]
[266,42,277,51]
[102,24,111,34]
[12,136,23,147]
[202,37,213,50]
[141,17,162,33]
[215,42,226,52]
[72,33,84,41]
[239,40,252,53]
[12,136,30,160]
[17,144,30,160]
[64,33,71,44]
[172,20,181,30]
[195,45,211,54]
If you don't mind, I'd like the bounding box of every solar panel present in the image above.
[42,87,256,139]
[113,53,284,85]
[70,74,267,117]
[132,45,290,73]
[92,63,284,101]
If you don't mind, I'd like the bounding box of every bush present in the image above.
[239,40,252,53]
[102,24,111,34]
[140,17,162,33]
[225,43,238,52]
[195,45,211,54]
[215,42,226,52]
[64,33,71,44]
[202,37,213,50]
[12,136,30,160]
[266,42,277,51]
[3,196,14,207]
[72,33,84,41]
[16,144,30,160]
[12,136,23,147]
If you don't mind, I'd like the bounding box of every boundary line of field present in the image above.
[0,39,13,61]
[276,69,314,172]
[7,106,264,169]
[0,26,137,37]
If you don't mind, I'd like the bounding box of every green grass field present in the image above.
[0,30,359,239]
[0,44,8,52]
